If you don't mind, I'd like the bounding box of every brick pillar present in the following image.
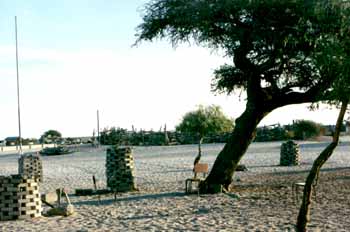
[280,140,301,166]
[18,153,43,182]
[0,175,42,221]
[106,146,136,192]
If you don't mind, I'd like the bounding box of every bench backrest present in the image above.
[194,163,209,175]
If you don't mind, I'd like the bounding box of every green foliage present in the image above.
[39,146,72,156]
[21,138,38,145]
[290,120,322,140]
[255,125,288,142]
[43,130,61,138]
[100,127,128,145]
[175,105,234,139]
[99,126,232,146]
[98,120,324,145]
[40,130,62,144]
[255,120,322,141]
[136,0,347,100]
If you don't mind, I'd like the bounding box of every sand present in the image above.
[0,139,349,231]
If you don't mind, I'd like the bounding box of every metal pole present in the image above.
[15,16,23,155]
[97,110,100,147]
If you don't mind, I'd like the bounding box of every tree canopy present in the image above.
[40,130,62,143]
[176,105,234,138]
[137,0,347,106]
[176,105,234,165]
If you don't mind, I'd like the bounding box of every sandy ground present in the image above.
[0,139,349,231]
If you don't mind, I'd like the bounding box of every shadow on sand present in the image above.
[72,191,186,207]
[300,141,350,149]
[266,166,350,176]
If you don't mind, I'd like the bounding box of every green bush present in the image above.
[254,125,289,142]
[291,120,321,140]
[39,146,72,156]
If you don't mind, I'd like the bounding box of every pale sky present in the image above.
[0,0,342,139]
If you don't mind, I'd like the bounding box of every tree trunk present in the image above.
[196,137,203,163]
[201,102,268,193]
[296,99,348,232]
[193,137,203,178]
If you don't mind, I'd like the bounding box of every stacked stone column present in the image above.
[106,146,136,192]
[280,140,301,166]
[18,153,43,183]
[0,175,42,221]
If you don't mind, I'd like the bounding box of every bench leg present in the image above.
[296,185,299,204]
[185,180,192,194]
[293,184,317,205]
[292,184,302,204]
[292,184,296,204]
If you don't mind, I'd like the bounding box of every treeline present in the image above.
[99,120,344,146]
[99,127,231,146]
[255,120,345,142]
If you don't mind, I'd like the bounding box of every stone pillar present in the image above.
[18,153,43,183]
[106,146,136,192]
[0,175,42,221]
[280,140,301,166]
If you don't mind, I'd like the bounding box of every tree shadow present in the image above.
[73,191,186,206]
[152,168,191,174]
[244,161,339,169]
[246,164,280,169]
[266,166,350,176]
[300,141,350,149]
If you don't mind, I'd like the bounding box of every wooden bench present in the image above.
[185,163,209,194]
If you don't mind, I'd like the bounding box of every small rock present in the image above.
[41,192,58,204]
[65,204,75,216]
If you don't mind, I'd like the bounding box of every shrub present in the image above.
[39,146,72,156]
[291,120,321,140]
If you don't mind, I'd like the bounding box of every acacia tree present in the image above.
[176,105,234,166]
[136,0,346,192]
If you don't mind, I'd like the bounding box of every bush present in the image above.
[254,125,288,142]
[39,146,72,156]
[291,120,321,140]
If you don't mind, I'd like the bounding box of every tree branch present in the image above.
[267,80,333,110]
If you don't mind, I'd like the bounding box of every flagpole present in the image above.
[15,16,23,155]
[97,110,100,147]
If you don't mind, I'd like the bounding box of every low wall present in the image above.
[0,144,55,154]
